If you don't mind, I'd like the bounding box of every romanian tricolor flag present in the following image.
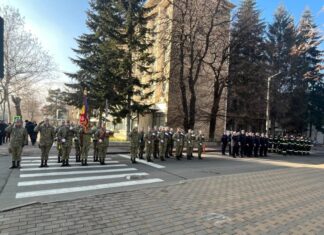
[79,89,89,130]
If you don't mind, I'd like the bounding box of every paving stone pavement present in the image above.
[0,167,323,235]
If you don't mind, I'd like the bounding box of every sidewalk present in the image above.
[0,167,323,234]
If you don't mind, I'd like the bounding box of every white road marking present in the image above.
[20,164,127,171]
[119,154,165,169]
[20,168,137,178]
[21,159,115,163]
[21,161,119,167]
[18,172,149,186]
[22,156,111,160]
[16,178,164,198]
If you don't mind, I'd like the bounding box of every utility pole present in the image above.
[265,71,281,135]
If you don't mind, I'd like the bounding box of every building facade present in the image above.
[137,0,233,140]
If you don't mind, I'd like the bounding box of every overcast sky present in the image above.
[1,0,323,88]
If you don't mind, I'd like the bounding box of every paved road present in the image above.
[0,143,323,234]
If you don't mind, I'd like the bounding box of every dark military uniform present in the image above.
[232,134,239,158]
[173,131,182,160]
[253,135,260,157]
[167,129,174,157]
[153,129,159,159]
[221,133,228,155]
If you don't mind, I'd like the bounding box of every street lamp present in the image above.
[266,71,281,135]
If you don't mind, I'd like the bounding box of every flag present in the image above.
[79,89,89,130]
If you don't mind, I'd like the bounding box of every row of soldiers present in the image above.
[129,126,205,163]
[221,130,312,158]
[268,135,312,155]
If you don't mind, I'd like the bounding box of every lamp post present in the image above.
[266,71,281,135]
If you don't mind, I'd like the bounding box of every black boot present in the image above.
[176,155,180,160]
[17,161,21,168]
[44,160,48,167]
[61,160,65,167]
[187,155,192,160]
[85,159,88,166]
[58,156,61,163]
[81,159,84,166]
[10,161,16,169]
[66,159,71,167]
[39,160,44,168]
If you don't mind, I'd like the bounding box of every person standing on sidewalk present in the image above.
[221,132,228,155]
[34,118,55,167]
[57,120,76,167]
[5,119,28,169]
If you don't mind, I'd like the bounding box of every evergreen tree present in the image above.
[228,0,267,131]
[65,0,154,130]
[266,5,298,134]
[297,9,324,134]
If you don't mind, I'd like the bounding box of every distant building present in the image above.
[135,0,233,140]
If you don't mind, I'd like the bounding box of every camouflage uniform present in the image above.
[74,125,82,162]
[55,125,64,163]
[186,131,195,160]
[144,130,154,162]
[138,130,145,159]
[57,125,76,166]
[196,133,205,159]
[6,124,28,168]
[129,128,139,163]
[173,131,182,160]
[92,126,99,162]
[80,128,94,165]
[158,130,166,161]
[34,122,55,167]
[95,128,109,165]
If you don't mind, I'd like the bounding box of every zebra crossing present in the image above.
[15,155,164,199]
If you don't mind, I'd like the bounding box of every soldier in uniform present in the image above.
[5,119,28,169]
[268,135,273,153]
[186,129,195,160]
[138,128,145,159]
[196,130,205,159]
[231,131,239,158]
[144,127,154,162]
[91,124,99,162]
[158,127,166,161]
[80,126,94,166]
[221,132,228,155]
[57,120,76,167]
[228,131,232,155]
[167,128,174,157]
[246,132,253,157]
[239,130,247,158]
[164,127,171,158]
[173,128,182,160]
[129,127,139,163]
[95,125,110,165]
[259,133,265,157]
[253,133,260,157]
[179,129,186,157]
[153,126,159,159]
[55,120,65,163]
[34,118,55,167]
[74,124,82,162]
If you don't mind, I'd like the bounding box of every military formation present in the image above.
[5,118,313,169]
[221,130,312,158]
[129,126,205,163]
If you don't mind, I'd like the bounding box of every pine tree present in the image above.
[104,0,155,134]
[266,5,297,134]
[297,9,324,134]
[228,0,267,131]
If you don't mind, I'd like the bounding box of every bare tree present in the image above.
[0,6,55,121]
